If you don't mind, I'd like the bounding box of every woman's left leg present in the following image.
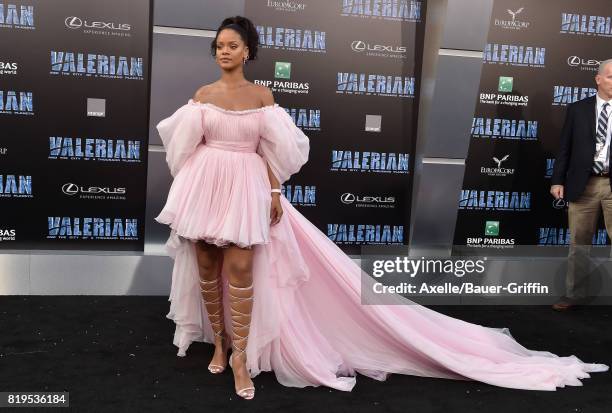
[223,245,255,400]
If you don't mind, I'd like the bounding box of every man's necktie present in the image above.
[593,102,610,173]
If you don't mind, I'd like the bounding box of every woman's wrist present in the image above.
[271,188,281,194]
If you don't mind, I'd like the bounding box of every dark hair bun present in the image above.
[210,16,259,62]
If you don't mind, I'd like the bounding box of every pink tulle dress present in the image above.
[155,99,608,392]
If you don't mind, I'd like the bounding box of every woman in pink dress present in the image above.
[155,16,608,400]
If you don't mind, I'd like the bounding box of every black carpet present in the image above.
[1,296,610,413]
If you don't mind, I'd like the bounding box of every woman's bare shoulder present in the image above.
[192,83,219,103]
[251,82,274,106]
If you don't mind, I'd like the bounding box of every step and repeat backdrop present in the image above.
[453,0,611,255]
[245,0,427,253]
[0,0,152,250]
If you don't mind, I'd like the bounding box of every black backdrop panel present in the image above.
[453,0,611,255]
[244,0,427,253]
[0,0,152,251]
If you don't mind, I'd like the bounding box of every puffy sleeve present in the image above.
[257,105,310,183]
[156,100,205,177]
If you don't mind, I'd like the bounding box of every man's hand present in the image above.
[550,185,564,200]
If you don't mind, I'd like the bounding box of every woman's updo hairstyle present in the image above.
[210,16,259,63]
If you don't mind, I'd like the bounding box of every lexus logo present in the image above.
[62,183,79,195]
[351,40,407,54]
[64,16,131,31]
[341,193,356,204]
[567,56,600,67]
[62,183,127,196]
[552,198,567,209]
[351,41,366,52]
[65,16,83,29]
[340,193,395,205]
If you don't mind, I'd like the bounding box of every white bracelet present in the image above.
[271,189,281,193]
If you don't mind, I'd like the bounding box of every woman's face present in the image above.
[215,28,248,69]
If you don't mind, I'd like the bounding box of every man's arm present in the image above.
[550,104,575,198]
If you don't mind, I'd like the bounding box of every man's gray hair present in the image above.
[599,59,612,75]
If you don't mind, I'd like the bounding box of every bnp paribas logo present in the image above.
[480,76,528,107]
[274,62,291,79]
[255,61,309,95]
[498,76,514,92]
[485,221,500,236]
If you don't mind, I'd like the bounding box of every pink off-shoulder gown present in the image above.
[155,99,608,392]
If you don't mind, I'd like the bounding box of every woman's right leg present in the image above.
[223,245,255,399]
[194,240,227,373]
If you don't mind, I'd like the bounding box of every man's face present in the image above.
[596,62,612,99]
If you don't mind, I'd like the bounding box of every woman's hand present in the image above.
[270,193,283,225]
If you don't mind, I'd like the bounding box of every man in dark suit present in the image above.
[551,59,612,311]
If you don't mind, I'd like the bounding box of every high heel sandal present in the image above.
[199,278,228,374]
[228,282,255,400]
